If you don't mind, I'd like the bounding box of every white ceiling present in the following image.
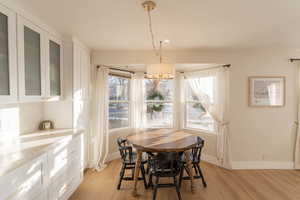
[9,0,300,50]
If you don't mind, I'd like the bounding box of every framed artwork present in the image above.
[249,76,285,107]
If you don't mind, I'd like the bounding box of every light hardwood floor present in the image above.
[70,160,300,200]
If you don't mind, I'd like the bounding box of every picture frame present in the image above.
[248,76,285,107]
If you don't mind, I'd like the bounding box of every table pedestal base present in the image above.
[132,150,142,197]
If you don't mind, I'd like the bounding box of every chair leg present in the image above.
[117,164,126,190]
[140,164,148,189]
[184,165,190,176]
[179,165,184,188]
[196,164,207,187]
[146,161,150,174]
[174,176,182,200]
[131,168,135,179]
[148,173,153,189]
[153,177,159,200]
[193,164,199,176]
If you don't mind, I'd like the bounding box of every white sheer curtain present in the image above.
[294,121,299,169]
[295,63,300,169]
[174,72,185,130]
[185,67,232,169]
[131,72,146,132]
[90,67,110,171]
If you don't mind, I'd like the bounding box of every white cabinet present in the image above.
[73,39,91,169]
[0,133,84,200]
[17,15,47,101]
[80,50,90,100]
[17,15,64,102]
[73,39,90,101]
[73,100,90,168]
[0,5,18,103]
[0,154,47,200]
[46,35,63,100]
[47,134,84,200]
[0,3,65,104]
[16,14,64,102]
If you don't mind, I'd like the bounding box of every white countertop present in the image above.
[0,129,84,177]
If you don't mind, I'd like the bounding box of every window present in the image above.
[108,75,130,130]
[144,79,174,128]
[185,76,216,132]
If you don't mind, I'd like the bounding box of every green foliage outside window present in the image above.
[147,90,165,112]
[192,102,206,113]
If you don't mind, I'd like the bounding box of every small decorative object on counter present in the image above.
[39,120,54,130]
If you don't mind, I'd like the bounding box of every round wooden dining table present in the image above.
[127,129,199,197]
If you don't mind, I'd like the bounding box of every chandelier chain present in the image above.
[147,10,160,57]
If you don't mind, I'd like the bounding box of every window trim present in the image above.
[108,74,131,131]
[183,127,216,135]
[184,77,216,133]
[109,127,132,134]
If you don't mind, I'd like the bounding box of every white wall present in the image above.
[0,101,73,136]
[0,103,44,135]
[43,101,73,129]
[92,48,299,165]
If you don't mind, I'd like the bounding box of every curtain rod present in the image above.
[179,64,231,74]
[97,65,135,74]
[290,58,300,62]
[223,64,231,68]
[97,64,231,74]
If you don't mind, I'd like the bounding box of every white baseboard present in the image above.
[231,161,295,170]
[105,152,219,165]
[105,151,120,163]
[201,154,219,166]
[105,152,295,170]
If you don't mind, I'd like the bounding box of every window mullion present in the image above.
[109,100,129,103]
[145,100,173,103]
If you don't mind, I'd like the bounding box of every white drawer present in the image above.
[52,154,80,183]
[58,173,82,200]
[48,151,80,182]
[7,188,46,200]
[48,135,82,167]
[49,166,81,200]
[48,140,77,161]
[48,136,82,181]
[0,154,47,200]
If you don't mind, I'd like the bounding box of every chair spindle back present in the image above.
[117,138,133,163]
[191,136,204,162]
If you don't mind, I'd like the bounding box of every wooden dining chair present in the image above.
[148,152,183,200]
[116,138,148,190]
[179,136,207,188]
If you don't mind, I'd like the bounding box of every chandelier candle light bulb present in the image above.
[146,63,176,79]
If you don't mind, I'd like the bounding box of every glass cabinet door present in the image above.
[49,40,61,96]
[0,5,17,102]
[18,15,46,101]
[0,12,9,96]
[24,26,42,96]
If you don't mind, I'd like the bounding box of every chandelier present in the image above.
[142,1,175,79]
